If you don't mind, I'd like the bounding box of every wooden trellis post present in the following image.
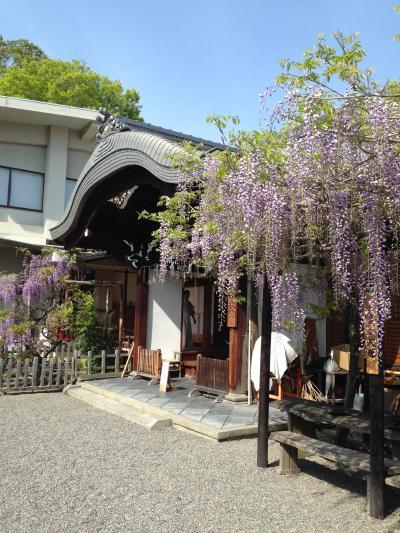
[257,276,272,468]
[369,368,385,519]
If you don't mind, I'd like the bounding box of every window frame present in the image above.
[64,177,78,208]
[0,165,45,212]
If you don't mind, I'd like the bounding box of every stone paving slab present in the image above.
[77,377,287,440]
[67,387,172,430]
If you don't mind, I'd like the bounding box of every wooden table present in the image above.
[276,398,400,455]
[273,398,400,519]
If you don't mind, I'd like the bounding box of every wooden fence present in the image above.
[0,355,75,393]
[74,349,132,380]
[0,348,132,394]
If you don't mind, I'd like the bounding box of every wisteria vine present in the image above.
[0,250,75,352]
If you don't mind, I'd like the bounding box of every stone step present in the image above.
[66,385,172,430]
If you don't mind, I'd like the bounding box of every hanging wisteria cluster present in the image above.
[0,250,74,351]
[282,92,400,362]
[156,86,400,364]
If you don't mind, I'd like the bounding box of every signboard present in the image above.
[159,360,170,392]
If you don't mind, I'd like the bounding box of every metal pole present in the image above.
[257,275,272,468]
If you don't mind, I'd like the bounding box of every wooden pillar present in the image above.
[369,370,385,519]
[105,286,110,334]
[118,285,124,350]
[257,277,272,468]
[202,282,212,354]
[133,270,148,371]
[247,278,259,403]
[226,296,247,400]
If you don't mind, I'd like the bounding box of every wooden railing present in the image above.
[74,349,132,380]
[191,355,229,398]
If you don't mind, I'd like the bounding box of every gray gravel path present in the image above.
[1,393,399,533]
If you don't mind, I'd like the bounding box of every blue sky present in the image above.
[1,0,399,141]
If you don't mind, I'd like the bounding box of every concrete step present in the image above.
[66,385,172,430]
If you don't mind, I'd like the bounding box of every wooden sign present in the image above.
[159,360,170,392]
[227,297,238,328]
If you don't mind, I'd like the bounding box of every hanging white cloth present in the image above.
[250,332,297,392]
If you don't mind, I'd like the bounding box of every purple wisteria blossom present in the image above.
[157,87,400,364]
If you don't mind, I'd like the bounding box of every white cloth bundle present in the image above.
[250,332,297,392]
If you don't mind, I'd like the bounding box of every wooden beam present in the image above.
[227,281,248,398]
[257,277,272,468]
[118,285,124,349]
[202,282,212,353]
[133,270,148,370]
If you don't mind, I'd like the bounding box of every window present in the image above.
[65,178,77,208]
[0,168,8,205]
[0,167,44,211]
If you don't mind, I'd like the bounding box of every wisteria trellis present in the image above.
[156,89,400,366]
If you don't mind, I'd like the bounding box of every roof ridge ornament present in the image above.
[108,185,139,210]
[96,108,131,144]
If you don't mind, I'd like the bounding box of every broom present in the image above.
[299,352,326,402]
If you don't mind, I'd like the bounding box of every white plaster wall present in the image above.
[0,209,43,241]
[0,142,46,173]
[0,121,48,146]
[43,126,68,235]
[146,273,182,359]
[67,130,94,152]
[67,149,91,179]
[0,112,95,253]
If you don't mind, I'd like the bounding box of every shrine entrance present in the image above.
[49,113,243,397]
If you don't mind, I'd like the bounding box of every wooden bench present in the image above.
[271,430,400,511]
[130,347,161,385]
[188,355,229,402]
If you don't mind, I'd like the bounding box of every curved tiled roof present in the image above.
[122,117,226,152]
[49,129,184,242]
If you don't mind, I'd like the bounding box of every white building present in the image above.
[0,96,97,272]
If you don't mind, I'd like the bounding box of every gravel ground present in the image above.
[1,393,400,533]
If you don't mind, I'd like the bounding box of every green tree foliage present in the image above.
[48,288,116,355]
[0,35,142,119]
[0,35,47,74]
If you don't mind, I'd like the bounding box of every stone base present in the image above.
[224,392,249,403]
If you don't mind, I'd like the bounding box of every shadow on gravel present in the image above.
[297,458,400,518]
